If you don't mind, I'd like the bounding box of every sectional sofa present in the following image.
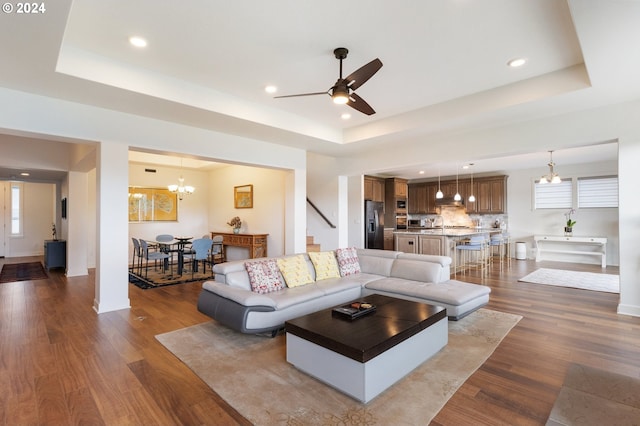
[197,248,491,335]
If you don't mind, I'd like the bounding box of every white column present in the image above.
[66,171,89,277]
[347,175,365,248]
[94,141,130,313]
[337,175,349,248]
[617,137,640,317]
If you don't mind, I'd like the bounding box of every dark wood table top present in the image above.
[285,294,446,363]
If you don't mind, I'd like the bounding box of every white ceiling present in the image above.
[1,0,637,181]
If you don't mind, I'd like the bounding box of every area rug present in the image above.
[547,363,640,426]
[129,268,213,289]
[518,268,619,293]
[0,262,48,283]
[156,308,522,425]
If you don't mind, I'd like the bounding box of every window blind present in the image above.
[534,179,572,209]
[578,176,618,208]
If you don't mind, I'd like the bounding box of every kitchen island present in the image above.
[394,228,503,258]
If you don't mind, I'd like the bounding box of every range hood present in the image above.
[435,197,465,207]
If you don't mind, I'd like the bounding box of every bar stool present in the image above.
[489,233,510,269]
[455,234,489,276]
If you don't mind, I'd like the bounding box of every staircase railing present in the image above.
[306,198,336,228]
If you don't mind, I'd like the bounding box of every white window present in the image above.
[534,179,572,209]
[11,182,23,236]
[578,176,618,208]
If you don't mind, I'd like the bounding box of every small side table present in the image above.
[44,240,66,270]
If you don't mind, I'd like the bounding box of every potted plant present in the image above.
[564,209,576,236]
[227,216,242,234]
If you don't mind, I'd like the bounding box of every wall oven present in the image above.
[396,199,407,210]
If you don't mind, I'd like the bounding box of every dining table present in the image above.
[153,236,193,276]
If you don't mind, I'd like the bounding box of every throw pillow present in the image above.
[308,251,341,281]
[276,255,314,287]
[335,247,361,276]
[245,259,284,294]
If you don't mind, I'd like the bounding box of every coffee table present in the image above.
[284,294,447,403]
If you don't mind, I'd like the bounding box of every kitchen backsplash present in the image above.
[410,207,508,229]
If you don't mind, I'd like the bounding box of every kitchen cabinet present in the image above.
[384,228,394,250]
[419,235,444,256]
[408,183,426,214]
[410,175,506,214]
[425,184,438,213]
[408,183,439,214]
[476,176,507,213]
[364,176,385,202]
[394,179,408,198]
[395,234,418,253]
[460,180,477,213]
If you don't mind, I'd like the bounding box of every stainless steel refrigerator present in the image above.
[365,200,384,249]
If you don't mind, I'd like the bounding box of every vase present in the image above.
[564,227,573,236]
[233,228,240,234]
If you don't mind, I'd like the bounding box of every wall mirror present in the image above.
[234,184,253,208]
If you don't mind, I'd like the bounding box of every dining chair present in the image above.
[211,235,225,264]
[140,239,171,278]
[183,238,214,278]
[131,237,142,275]
[154,234,178,268]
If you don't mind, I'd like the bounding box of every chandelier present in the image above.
[168,159,195,200]
[539,150,562,184]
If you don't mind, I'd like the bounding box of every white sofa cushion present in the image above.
[365,278,490,305]
[390,259,443,283]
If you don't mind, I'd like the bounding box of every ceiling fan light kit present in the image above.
[275,47,383,115]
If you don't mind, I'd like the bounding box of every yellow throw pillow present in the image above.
[308,251,341,281]
[276,255,314,287]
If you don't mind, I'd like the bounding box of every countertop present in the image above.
[395,228,504,237]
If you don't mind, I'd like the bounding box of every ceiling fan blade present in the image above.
[274,91,328,99]
[347,92,376,115]
[345,58,383,91]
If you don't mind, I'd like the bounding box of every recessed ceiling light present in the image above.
[129,36,148,48]
[265,85,277,94]
[418,171,425,174]
[341,113,351,120]
[20,172,30,176]
[507,58,526,68]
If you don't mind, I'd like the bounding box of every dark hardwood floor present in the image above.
[0,255,636,425]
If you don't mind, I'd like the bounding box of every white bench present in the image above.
[534,235,607,268]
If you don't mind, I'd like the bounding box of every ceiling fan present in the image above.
[274,47,383,115]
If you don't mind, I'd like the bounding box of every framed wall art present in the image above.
[128,187,178,222]
[234,184,253,209]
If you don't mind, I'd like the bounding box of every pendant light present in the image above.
[436,165,443,199]
[168,158,195,200]
[454,163,461,201]
[539,150,562,184]
[468,163,476,203]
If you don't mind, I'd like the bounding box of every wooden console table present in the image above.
[534,235,607,268]
[211,232,268,259]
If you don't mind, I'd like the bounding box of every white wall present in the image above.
[307,152,341,251]
[207,164,288,259]
[7,182,55,257]
[128,162,211,260]
[507,160,619,265]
